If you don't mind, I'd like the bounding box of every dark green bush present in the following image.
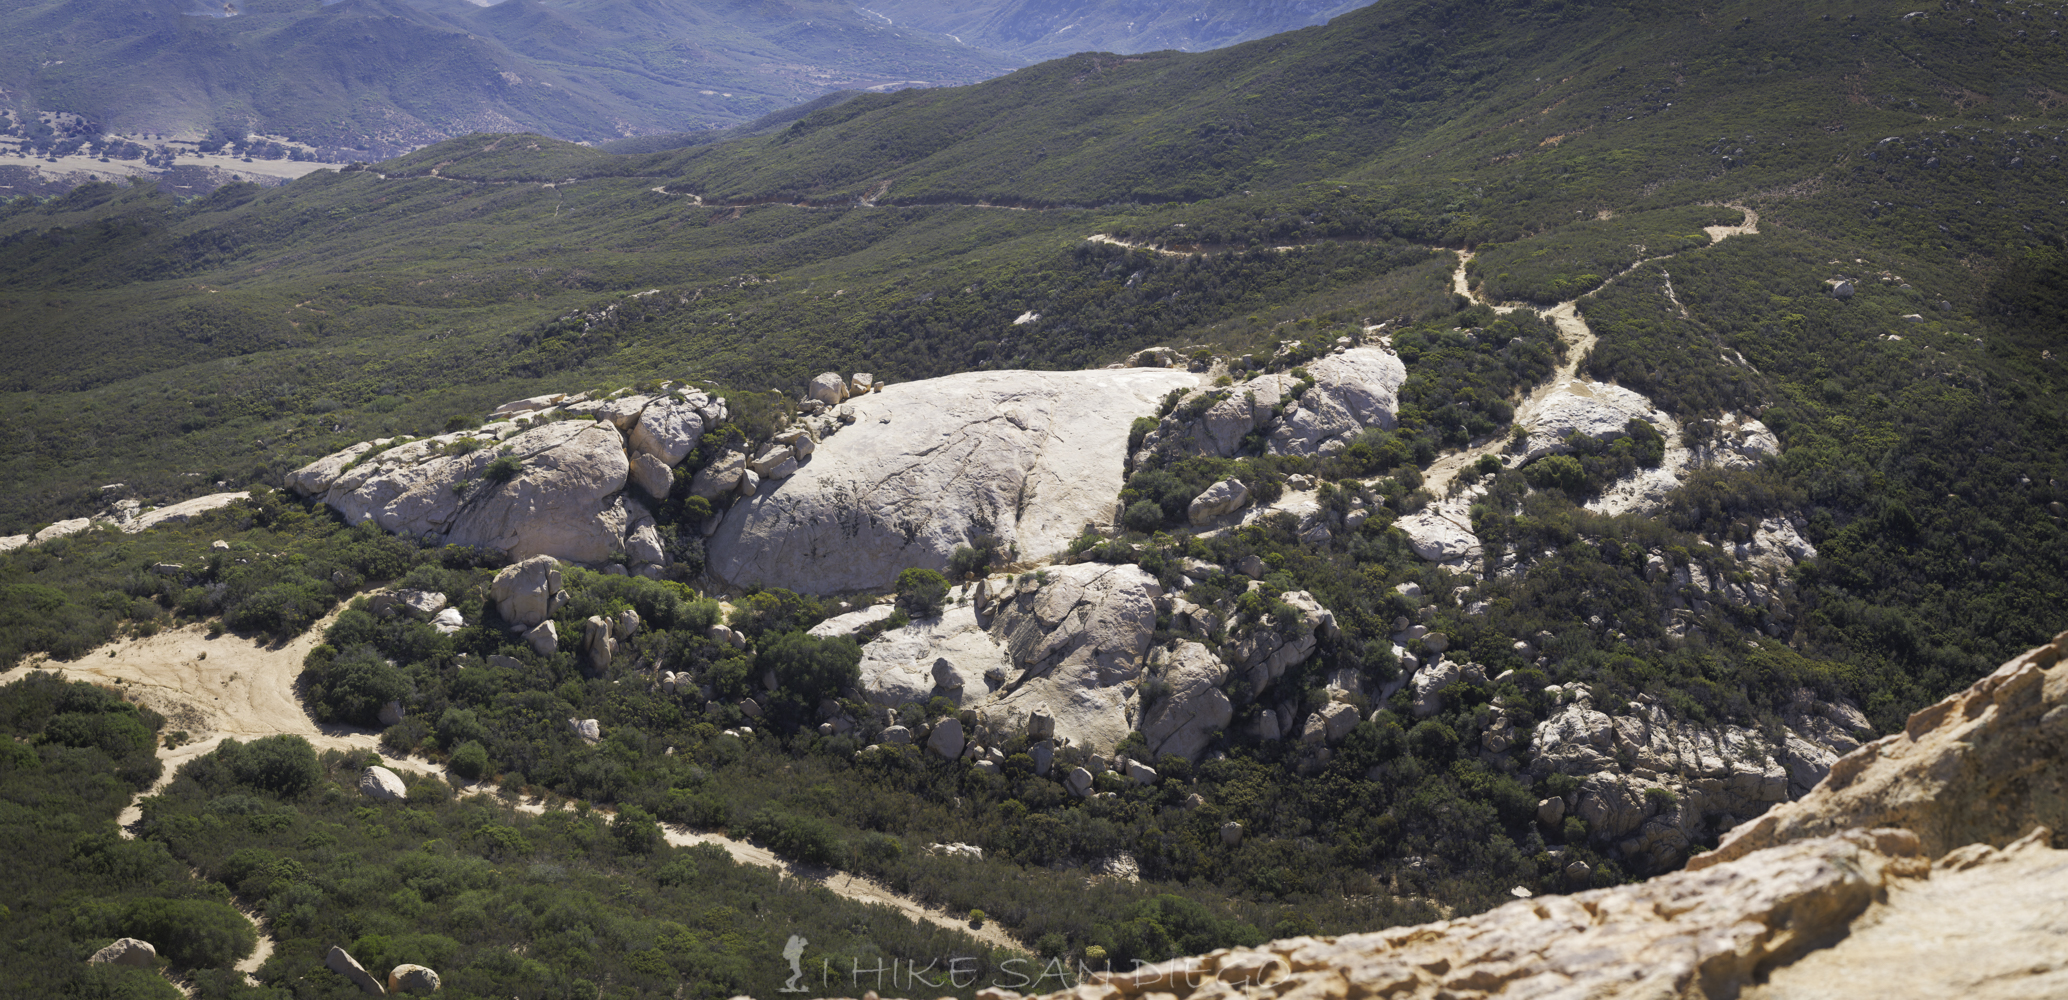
[893,568,950,618]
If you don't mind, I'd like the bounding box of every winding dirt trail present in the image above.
[1415,204,1759,497]
[45,607,1021,979]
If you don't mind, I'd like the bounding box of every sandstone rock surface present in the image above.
[707,368,1197,592]
[1695,629,2068,870]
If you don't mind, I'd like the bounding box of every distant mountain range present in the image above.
[0,0,1373,156]
[865,0,1373,62]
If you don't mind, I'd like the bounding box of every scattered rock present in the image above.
[525,620,558,656]
[87,938,156,967]
[630,452,673,498]
[1063,766,1094,798]
[807,372,848,407]
[568,718,601,743]
[326,944,387,996]
[1187,478,1251,524]
[127,492,251,533]
[359,766,406,802]
[689,450,747,499]
[1124,759,1159,785]
[377,701,406,727]
[1221,822,1244,846]
[386,965,441,995]
[928,716,966,759]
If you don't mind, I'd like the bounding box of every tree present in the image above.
[611,805,663,854]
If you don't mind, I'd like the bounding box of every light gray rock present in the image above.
[583,616,616,671]
[627,397,708,466]
[377,700,406,726]
[626,517,666,566]
[808,603,897,639]
[386,964,441,995]
[1187,478,1251,524]
[851,373,876,394]
[690,451,747,499]
[856,603,1011,708]
[432,607,465,634]
[1266,348,1410,455]
[1411,661,1461,718]
[359,766,406,802]
[708,367,1198,592]
[1237,554,1267,579]
[1253,708,1283,741]
[739,698,762,719]
[493,556,563,627]
[88,937,156,967]
[748,445,796,477]
[1221,821,1244,846]
[322,421,631,563]
[928,717,966,759]
[1422,631,1450,654]
[1027,707,1056,741]
[1138,641,1233,762]
[525,620,558,656]
[0,534,28,553]
[931,657,964,689]
[1063,766,1094,797]
[594,394,652,430]
[630,452,674,499]
[569,718,601,742]
[807,373,848,406]
[1397,495,1483,564]
[1226,590,1332,689]
[33,518,92,544]
[1124,760,1159,785]
[1538,796,1567,826]
[327,944,387,996]
[1522,381,1667,462]
[1029,739,1053,775]
[984,563,1162,753]
[1300,700,1360,746]
[127,492,251,533]
[289,441,376,496]
[397,590,448,618]
[882,725,912,745]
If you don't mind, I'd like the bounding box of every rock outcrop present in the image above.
[1519,381,1668,462]
[1137,347,1407,461]
[1527,682,1868,872]
[1694,628,2068,870]
[1138,642,1234,761]
[289,387,726,566]
[707,368,1198,592]
[297,421,631,563]
[984,634,2068,1000]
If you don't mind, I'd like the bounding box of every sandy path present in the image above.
[1416,205,1759,497]
[45,607,1023,971]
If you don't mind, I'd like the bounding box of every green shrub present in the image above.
[610,805,663,854]
[1523,455,1586,494]
[1122,500,1165,534]
[108,897,256,968]
[450,740,489,781]
[893,568,949,618]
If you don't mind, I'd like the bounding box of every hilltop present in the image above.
[0,0,2065,994]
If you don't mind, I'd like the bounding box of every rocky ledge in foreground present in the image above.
[830,630,2068,1000]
